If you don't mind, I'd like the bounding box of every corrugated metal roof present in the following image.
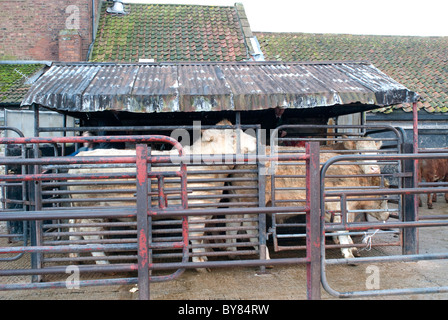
[21,61,419,113]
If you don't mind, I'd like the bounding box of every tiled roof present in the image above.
[90,2,250,62]
[0,64,45,105]
[254,32,448,113]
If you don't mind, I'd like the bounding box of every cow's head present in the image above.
[343,136,382,175]
[196,120,257,155]
[342,138,382,152]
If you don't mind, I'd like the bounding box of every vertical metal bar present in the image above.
[147,147,153,280]
[412,101,420,221]
[62,114,67,156]
[340,194,347,228]
[403,101,420,254]
[413,102,419,153]
[235,111,241,155]
[269,135,278,252]
[33,167,43,281]
[33,104,39,137]
[157,177,166,209]
[136,144,150,300]
[306,142,321,300]
[403,143,418,255]
[180,151,189,265]
[31,104,42,282]
[28,140,43,282]
[257,127,267,273]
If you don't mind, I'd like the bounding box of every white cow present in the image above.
[67,120,257,269]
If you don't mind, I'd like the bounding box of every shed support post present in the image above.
[403,142,419,255]
[257,126,267,273]
[28,132,43,283]
[402,101,419,255]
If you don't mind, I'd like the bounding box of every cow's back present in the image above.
[419,158,448,182]
[230,147,370,206]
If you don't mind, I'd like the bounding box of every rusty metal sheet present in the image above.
[221,63,286,110]
[26,64,101,112]
[21,61,420,113]
[82,64,139,112]
[177,64,232,112]
[131,64,179,113]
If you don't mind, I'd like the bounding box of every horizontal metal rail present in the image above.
[37,124,261,133]
[0,205,307,221]
[0,153,309,166]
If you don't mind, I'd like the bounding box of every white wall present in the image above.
[4,109,75,138]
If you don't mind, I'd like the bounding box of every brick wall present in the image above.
[0,0,102,61]
[58,29,83,61]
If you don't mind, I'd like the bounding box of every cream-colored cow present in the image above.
[67,120,257,269]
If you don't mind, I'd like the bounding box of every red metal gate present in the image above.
[0,135,189,300]
[0,133,322,299]
[2,125,448,299]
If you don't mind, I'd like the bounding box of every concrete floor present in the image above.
[1,197,448,300]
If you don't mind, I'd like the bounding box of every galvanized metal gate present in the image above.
[320,151,448,297]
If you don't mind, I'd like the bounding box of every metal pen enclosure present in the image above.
[4,60,445,299]
[0,132,322,299]
[4,119,448,299]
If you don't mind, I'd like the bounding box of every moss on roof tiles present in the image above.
[90,3,249,63]
[0,64,44,104]
[255,32,448,113]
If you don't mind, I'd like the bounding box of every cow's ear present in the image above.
[216,119,233,126]
[376,141,383,149]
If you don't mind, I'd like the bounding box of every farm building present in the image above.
[3,1,448,301]
[2,1,446,142]
[14,58,421,301]
[0,62,77,138]
[17,1,422,143]
[1,1,260,136]
[0,63,47,109]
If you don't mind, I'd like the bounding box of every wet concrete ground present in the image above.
[1,198,448,300]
